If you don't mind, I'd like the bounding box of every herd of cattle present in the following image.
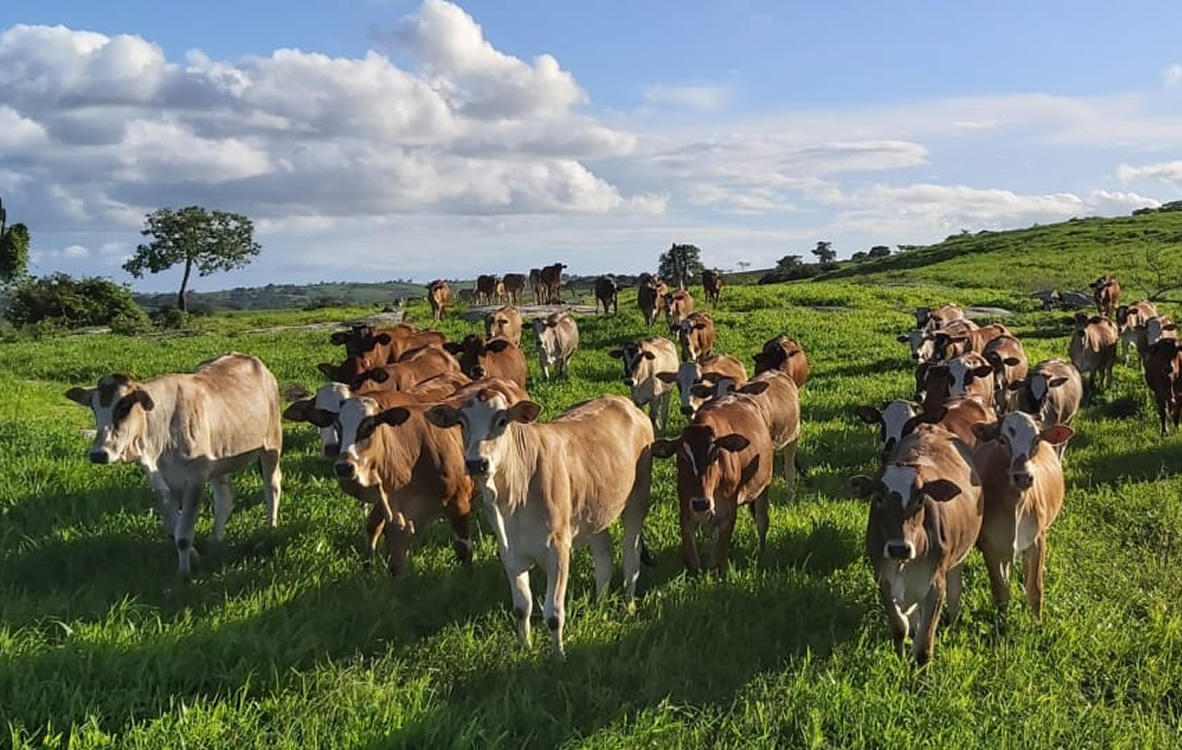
[62,271,1180,663]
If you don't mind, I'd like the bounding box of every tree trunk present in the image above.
[177,257,193,312]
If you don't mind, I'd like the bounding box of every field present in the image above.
[2,279,1181,748]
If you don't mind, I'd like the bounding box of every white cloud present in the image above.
[1163,64,1182,88]
[62,244,89,258]
[1117,160,1182,186]
[642,84,730,112]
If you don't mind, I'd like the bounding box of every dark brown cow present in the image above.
[1091,275,1121,319]
[529,268,545,304]
[652,396,773,575]
[637,273,663,327]
[665,289,695,329]
[676,311,715,362]
[1068,313,1118,394]
[475,274,499,305]
[594,275,619,315]
[752,334,810,388]
[445,334,528,388]
[849,424,983,666]
[702,269,723,306]
[484,306,523,348]
[426,280,451,322]
[540,263,567,304]
[1143,339,1182,435]
[501,273,526,306]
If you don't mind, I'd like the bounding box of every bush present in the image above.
[4,273,151,330]
[109,311,153,336]
[150,306,191,330]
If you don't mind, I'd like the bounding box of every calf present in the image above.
[1092,275,1121,319]
[933,323,1011,361]
[676,311,715,362]
[475,274,499,305]
[330,324,446,365]
[532,311,579,380]
[484,305,523,347]
[425,393,654,658]
[982,334,1028,413]
[753,334,810,387]
[1116,300,1158,365]
[665,289,695,329]
[637,273,664,327]
[658,355,748,417]
[856,396,995,465]
[1143,339,1182,435]
[66,353,283,577]
[849,424,983,666]
[529,268,546,304]
[426,279,451,322]
[905,318,980,363]
[594,275,619,315]
[929,351,995,408]
[501,273,526,306]
[1068,314,1118,395]
[972,413,1073,620]
[916,304,966,331]
[445,334,528,388]
[702,269,723,305]
[609,336,680,431]
[717,370,802,493]
[653,397,773,575]
[1007,359,1082,458]
[319,344,460,392]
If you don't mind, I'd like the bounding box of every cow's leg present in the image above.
[1022,533,1048,618]
[982,546,1013,625]
[913,580,946,667]
[146,470,177,538]
[879,578,908,658]
[588,530,613,600]
[447,505,474,566]
[259,448,282,527]
[175,485,202,578]
[782,441,799,499]
[482,500,510,561]
[505,556,532,647]
[383,524,412,577]
[362,504,385,566]
[621,464,653,604]
[679,505,702,574]
[748,492,770,555]
[211,476,234,542]
[542,539,571,659]
[712,505,737,577]
[945,564,965,622]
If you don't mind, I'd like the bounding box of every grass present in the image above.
[2,280,1181,748]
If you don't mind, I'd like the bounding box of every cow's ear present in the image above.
[738,381,770,396]
[306,408,337,428]
[329,332,350,346]
[424,405,461,428]
[971,421,1000,441]
[972,364,994,378]
[377,407,411,428]
[922,478,962,503]
[655,371,678,383]
[367,368,389,384]
[375,333,392,345]
[896,334,910,343]
[317,363,337,379]
[608,348,624,359]
[848,475,876,499]
[854,405,882,425]
[689,384,714,399]
[1040,424,1074,446]
[132,390,154,412]
[643,351,656,360]
[65,387,93,406]
[487,338,512,353]
[507,400,542,423]
[715,433,750,453]
[651,439,678,459]
[282,399,312,422]
[443,342,463,355]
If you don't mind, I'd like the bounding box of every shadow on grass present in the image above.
[1074,440,1181,486]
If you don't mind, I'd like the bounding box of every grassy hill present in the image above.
[133,280,429,312]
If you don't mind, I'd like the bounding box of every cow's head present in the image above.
[283,382,351,457]
[676,316,710,359]
[609,341,652,386]
[946,353,994,399]
[425,390,541,477]
[984,350,1023,407]
[753,337,802,374]
[485,311,515,340]
[855,400,921,463]
[445,334,512,379]
[972,413,1073,490]
[66,374,155,464]
[1145,317,1178,347]
[652,424,750,515]
[333,396,412,484]
[657,361,709,416]
[896,329,929,361]
[850,466,963,562]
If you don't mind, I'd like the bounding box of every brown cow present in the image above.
[907,318,980,363]
[1116,300,1158,366]
[426,280,451,322]
[540,263,567,304]
[1007,359,1083,459]
[932,323,1011,361]
[972,412,1073,620]
[319,344,460,392]
[702,269,723,306]
[484,306,523,347]
[849,424,983,666]
[916,304,967,331]
[926,352,995,409]
[752,334,810,388]
[652,396,773,575]
[714,370,802,493]
[444,334,528,388]
[856,396,995,465]
[982,334,1029,413]
[475,274,499,305]
[529,268,545,304]
[637,273,663,327]
[676,311,715,362]
[657,355,747,417]
[501,273,526,306]
[594,275,619,315]
[1143,339,1182,435]
[425,393,654,658]
[1091,275,1121,319]
[609,336,679,431]
[331,323,416,358]
[665,289,695,329]
[532,311,579,380]
[1068,313,1118,395]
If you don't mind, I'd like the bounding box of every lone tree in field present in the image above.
[812,241,837,267]
[124,206,261,312]
[0,195,31,285]
[659,243,705,289]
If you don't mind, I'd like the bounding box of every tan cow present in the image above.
[427,280,452,322]
[714,370,802,493]
[676,311,715,362]
[475,274,499,305]
[1143,339,1182,435]
[501,273,526,306]
[529,268,546,304]
[319,344,460,392]
[445,334,528,388]
[752,334,810,388]
[1091,275,1121,319]
[665,289,695,329]
[425,393,654,658]
[849,424,983,666]
[330,324,446,366]
[972,412,1073,620]
[927,351,995,408]
[932,323,1011,361]
[916,304,967,331]
[66,353,283,577]
[609,336,680,431]
[702,269,723,306]
[1115,300,1158,366]
[484,306,523,347]
[658,354,748,417]
[1007,359,1083,459]
[982,334,1029,413]
[532,311,579,380]
[1068,313,1118,394]
[905,318,980,363]
[652,396,773,575]
[856,396,995,465]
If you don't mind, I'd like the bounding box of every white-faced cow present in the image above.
[657,355,748,417]
[856,396,995,465]
[484,306,523,348]
[1007,359,1082,459]
[66,353,283,577]
[676,311,715,363]
[532,311,579,380]
[609,336,680,431]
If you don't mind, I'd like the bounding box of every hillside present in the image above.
[133,280,429,312]
[820,209,1182,298]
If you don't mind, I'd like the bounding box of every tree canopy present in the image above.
[812,241,837,266]
[123,206,261,311]
[0,196,30,285]
[658,243,705,289]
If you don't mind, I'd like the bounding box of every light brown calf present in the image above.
[609,336,680,431]
[658,354,748,417]
[1116,300,1157,366]
[1007,359,1082,459]
[676,311,715,362]
[1068,313,1118,394]
[484,306,523,347]
[427,280,452,322]
[982,334,1029,413]
[1092,275,1121,319]
[665,289,695,329]
[532,311,579,380]
[445,334,528,388]
[753,334,809,387]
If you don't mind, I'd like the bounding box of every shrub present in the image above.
[109,311,154,336]
[150,306,191,330]
[4,273,151,330]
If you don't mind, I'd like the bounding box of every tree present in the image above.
[0,196,30,285]
[776,254,803,273]
[5,272,149,330]
[124,206,261,312]
[658,243,705,289]
[811,241,837,266]
[737,260,752,273]
[851,251,868,261]
[868,245,891,258]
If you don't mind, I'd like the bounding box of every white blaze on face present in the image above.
[881,465,919,512]
[675,361,703,412]
[905,329,927,359]
[86,380,148,463]
[337,397,379,463]
[946,357,974,397]
[915,334,938,363]
[457,393,509,472]
[314,382,351,450]
[881,400,919,450]
[1000,411,1041,479]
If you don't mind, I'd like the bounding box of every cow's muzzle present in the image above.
[466,458,490,475]
[334,461,356,479]
[88,450,110,464]
[323,443,341,458]
[680,405,695,416]
[691,498,712,513]
[470,365,486,379]
[885,542,914,561]
[1011,471,1034,490]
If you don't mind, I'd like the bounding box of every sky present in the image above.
[3,0,1182,293]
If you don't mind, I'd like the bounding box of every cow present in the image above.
[484,306,523,348]
[702,269,724,306]
[529,268,546,304]
[901,318,980,363]
[752,334,810,388]
[676,311,715,362]
[712,370,802,494]
[1007,359,1082,459]
[652,396,773,575]
[594,275,619,315]
[1143,316,1179,351]
[972,412,1073,621]
[318,344,460,392]
[540,263,567,304]
[1143,339,1182,435]
[65,353,283,577]
[501,273,526,306]
[426,280,451,322]
[532,311,579,380]
[444,334,528,389]
[856,396,995,465]
[915,304,966,331]
[924,352,996,409]
[609,336,679,431]
[931,323,1011,361]
[665,289,695,329]
[331,323,416,358]
[1068,313,1118,395]
[424,393,654,658]
[982,334,1029,413]
[849,424,983,666]
[657,355,748,417]
[1115,300,1158,366]
[475,274,499,305]
[1091,275,1121,319]
[637,273,664,327]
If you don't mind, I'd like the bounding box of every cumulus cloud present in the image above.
[642,84,730,112]
[1117,160,1182,186]
[1164,64,1182,88]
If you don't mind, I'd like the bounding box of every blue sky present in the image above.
[3,1,1182,292]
